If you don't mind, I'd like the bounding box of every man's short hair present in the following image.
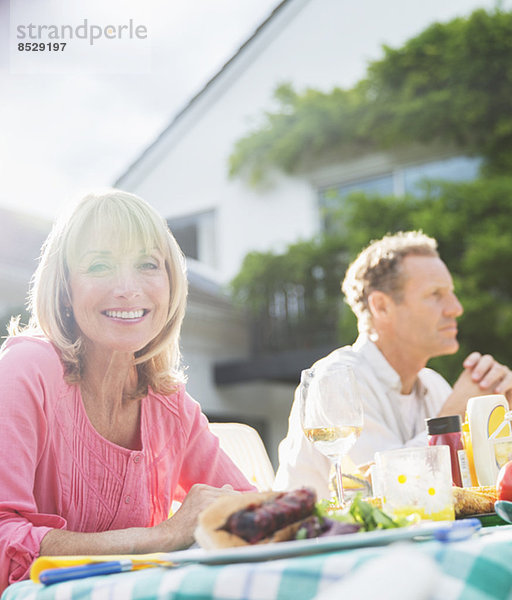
[341,231,439,334]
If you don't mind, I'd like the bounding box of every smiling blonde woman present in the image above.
[0,189,254,593]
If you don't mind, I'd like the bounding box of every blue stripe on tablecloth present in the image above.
[435,547,512,600]
[422,530,512,600]
[167,564,222,600]
[275,553,338,600]
[211,560,290,599]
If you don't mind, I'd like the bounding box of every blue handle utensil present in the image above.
[433,518,482,542]
[39,560,135,585]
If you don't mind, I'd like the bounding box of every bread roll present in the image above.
[452,486,496,517]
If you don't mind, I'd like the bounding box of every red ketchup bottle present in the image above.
[425,415,464,487]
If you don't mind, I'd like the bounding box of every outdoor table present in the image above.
[3,525,512,600]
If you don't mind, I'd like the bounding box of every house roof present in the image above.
[114,0,300,187]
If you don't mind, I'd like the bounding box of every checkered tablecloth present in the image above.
[3,526,512,600]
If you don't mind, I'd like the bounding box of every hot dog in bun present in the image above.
[195,487,360,549]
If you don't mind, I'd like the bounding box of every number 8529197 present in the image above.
[18,42,67,51]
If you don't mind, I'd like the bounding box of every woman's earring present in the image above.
[65,307,72,319]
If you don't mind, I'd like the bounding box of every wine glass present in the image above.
[300,365,364,507]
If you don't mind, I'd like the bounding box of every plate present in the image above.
[161,522,456,565]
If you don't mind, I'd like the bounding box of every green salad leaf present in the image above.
[315,494,412,532]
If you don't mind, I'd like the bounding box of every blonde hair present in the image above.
[17,189,188,395]
[342,231,438,334]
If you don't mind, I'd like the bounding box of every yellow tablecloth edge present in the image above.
[30,552,170,583]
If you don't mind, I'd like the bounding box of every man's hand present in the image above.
[462,352,512,397]
[439,352,512,417]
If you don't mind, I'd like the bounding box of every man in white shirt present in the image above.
[274,231,512,498]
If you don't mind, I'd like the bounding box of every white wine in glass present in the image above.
[300,366,364,506]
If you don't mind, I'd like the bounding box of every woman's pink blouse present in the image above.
[0,336,254,589]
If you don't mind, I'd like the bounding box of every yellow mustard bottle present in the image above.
[461,416,478,486]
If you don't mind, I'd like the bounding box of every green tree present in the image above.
[229,8,512,182]
[231,237,352,352]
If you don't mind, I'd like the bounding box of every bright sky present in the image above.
[0,0,280,220]
[0,0,507,221]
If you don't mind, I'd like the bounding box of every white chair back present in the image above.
[209,422,275,491]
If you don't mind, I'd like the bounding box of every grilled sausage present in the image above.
[222,488,316,543]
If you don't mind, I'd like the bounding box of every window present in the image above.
[318,155,482,231]
[171,221,198,259]
[403,156,482,194]
[332,173,394,201]
[167,210,216,267]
